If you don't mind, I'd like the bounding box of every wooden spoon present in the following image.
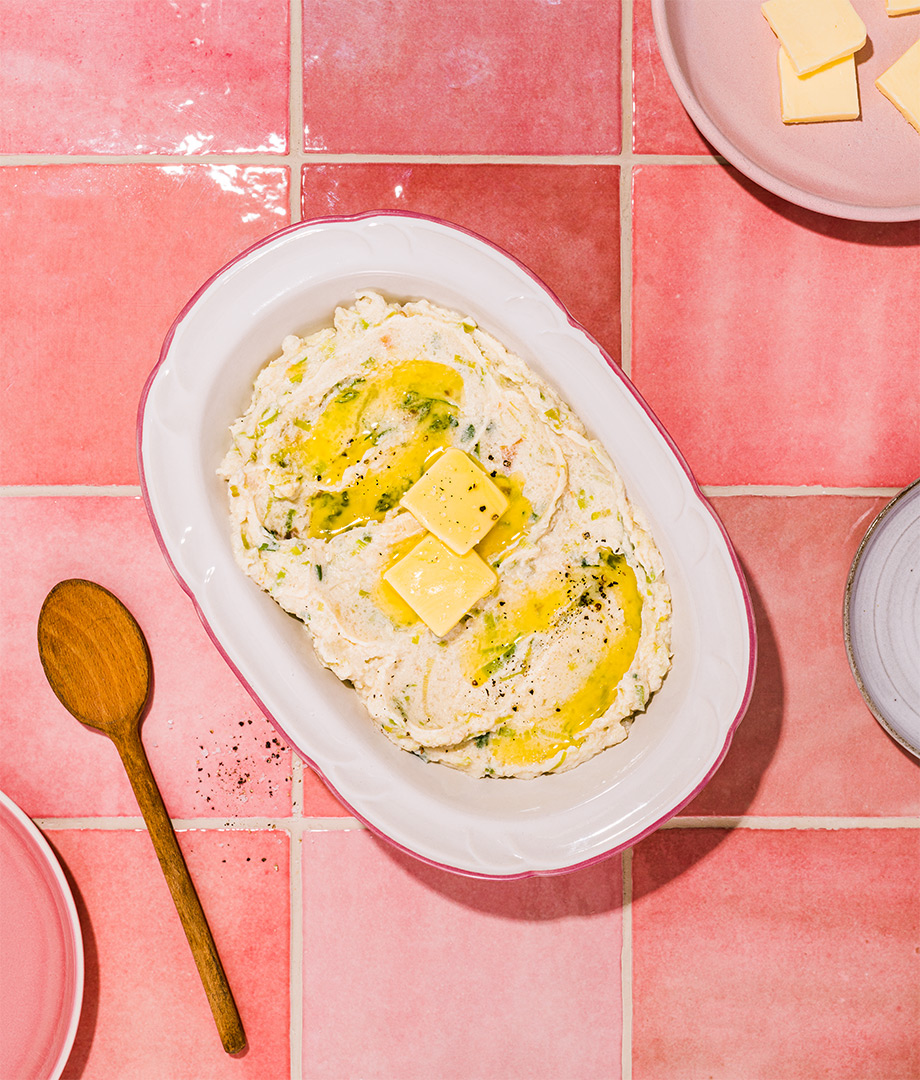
[37,579,246,1055]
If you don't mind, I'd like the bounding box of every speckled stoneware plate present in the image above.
[0,791,83,1080]
[845,479,920,758]
[138,212,756,878]
[653,0,920,221]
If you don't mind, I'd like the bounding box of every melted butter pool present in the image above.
[482,553,643,768]
[274,359,464,539]
[475,473,532,566]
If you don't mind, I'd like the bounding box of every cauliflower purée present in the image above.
[219,292,671,778]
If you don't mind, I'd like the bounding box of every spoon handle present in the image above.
[114,728,246,1055]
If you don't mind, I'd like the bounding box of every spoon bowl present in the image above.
[38,579,150,736]
[37,579,246,1055]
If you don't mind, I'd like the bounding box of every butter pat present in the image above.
[876,39,920,132]
[762,0,867,74]
[886,0,920,15]
[778,48,860,122]
[400,448,508,555]
[383,534,497,637]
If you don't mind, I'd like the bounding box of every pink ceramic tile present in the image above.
[631,828,920,1079]
[49,828,290,1078]
[631,165,920,487]
[632,0,713,154]
[301,163,622,364]
[301,767,352,818]
[685,495,920,818]
[302,831,623,1079]
[302,0,620,154]
[0,497,293,819]
[0,165,289,487]
[1,0,289,153]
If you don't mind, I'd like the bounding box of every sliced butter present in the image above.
[876,39,920,133]
[778,47,860,122]
[886,1,920,15]
[383,533,497,637]
[400,448,508,556]
[762,0,867,74]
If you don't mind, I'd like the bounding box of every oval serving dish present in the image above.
[138,212,756,878]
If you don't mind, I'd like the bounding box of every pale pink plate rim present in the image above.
[0,789,84,1079]
[652,0,920,223]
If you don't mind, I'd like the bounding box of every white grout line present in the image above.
[32,814,919,831]
[288,688,305,1080]
[33,814,918,832]
[289,810,305,1080]
[0,154,288,166]
[34,816,365,830]
[0,153,724,167]
[619,157,633,380]
[619,0,635,382]
[620,845,633,1080]
[289,0,304,228]
[664,816,920,829]
[34,817,153,830]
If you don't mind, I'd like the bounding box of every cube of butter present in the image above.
[761,0,866,74]
[778,48,860,123]
[383,533,497,637]
[400,448,509,556]
[886,1,920,15]
[876,39,920,133]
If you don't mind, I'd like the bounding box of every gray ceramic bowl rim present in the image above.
[843,477,920,758]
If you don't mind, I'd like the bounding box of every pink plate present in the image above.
[0,792,83,1080]
[653,0,920,221]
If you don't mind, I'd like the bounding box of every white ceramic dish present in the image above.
[0,791,83,1080]
[139,212,756,878]
[844,479,920,758]
[653,0,920,221]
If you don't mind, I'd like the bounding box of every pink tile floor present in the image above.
[1,1,918,1077]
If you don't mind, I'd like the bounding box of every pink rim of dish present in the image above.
[136,210,758,880]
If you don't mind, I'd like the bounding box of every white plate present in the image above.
[653,0,920,221]
[138,212,756,878]
[845,479,920,757]
[0,791,83,1080]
